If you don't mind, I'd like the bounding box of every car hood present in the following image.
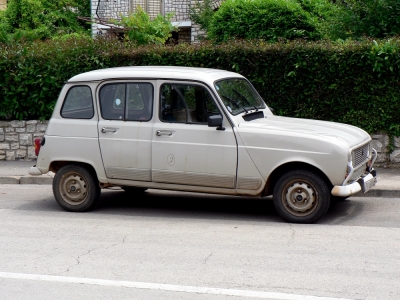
[237,115,371,148]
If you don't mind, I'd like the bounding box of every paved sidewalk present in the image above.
[0,160,54,185]
[0,160,399,198]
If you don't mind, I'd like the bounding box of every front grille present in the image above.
[348,164,365,182]
[352,143,370,168]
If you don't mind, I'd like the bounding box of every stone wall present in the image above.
[372,132,400,167]
[1,120,400,167]
[0,121,48,161]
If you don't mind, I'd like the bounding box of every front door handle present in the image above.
[156,130,172,136]
[101,127,118,133]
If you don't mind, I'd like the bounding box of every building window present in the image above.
[131,0,161,19]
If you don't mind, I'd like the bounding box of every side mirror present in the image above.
[208,115,225,131]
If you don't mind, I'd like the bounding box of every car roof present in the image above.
[67,66,244,84]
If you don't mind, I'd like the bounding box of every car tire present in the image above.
[53,164,100,212]
[273,169,331,223]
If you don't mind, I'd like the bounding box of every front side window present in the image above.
[214,78,266,115]
[61,85,94,119]
[100,83,153,121]
[160,83,219,123]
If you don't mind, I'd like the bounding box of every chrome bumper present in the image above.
[331,170,377,197]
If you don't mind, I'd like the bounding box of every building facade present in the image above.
[0,0,7,10]
[91,0,219,43]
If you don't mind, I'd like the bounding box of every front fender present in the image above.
[238,128,349,186]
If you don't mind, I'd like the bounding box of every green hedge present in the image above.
[0,37,399,136]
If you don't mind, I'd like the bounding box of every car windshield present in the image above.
[214,78,266,115]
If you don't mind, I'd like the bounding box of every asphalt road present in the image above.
[0,185,399,300]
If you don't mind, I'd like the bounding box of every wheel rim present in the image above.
[59,171,89,206]
[281,179,319,217]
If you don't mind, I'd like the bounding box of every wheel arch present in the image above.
[50,161,98,179]
[262,161,333,197]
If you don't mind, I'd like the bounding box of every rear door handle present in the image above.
[101,127,118,133]
[156,130,172,136]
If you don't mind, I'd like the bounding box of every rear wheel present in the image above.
[273,169,330,223]
[53,164,100,212]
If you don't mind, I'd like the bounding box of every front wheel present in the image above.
[53,164,100,212]
[273,169,330,223]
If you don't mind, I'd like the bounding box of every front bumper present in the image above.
[331,169,377,197]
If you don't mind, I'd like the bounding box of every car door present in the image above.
[98,81,155,182]
[152,81,238,189]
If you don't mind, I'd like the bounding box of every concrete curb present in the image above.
[0,176,20,184]
[360,189,400,198]
[0,176,53,185]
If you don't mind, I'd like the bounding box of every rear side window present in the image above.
[61,86,94,119]
[100,83,153,121]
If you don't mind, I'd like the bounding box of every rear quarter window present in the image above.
[100,83,153,121]
[61,86,94,119]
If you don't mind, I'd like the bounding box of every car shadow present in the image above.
[19,188,366,225]
[321,197,365,225]
[92,188,364,225]
[94,188,281,223]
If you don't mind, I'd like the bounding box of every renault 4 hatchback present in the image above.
[30,66,377,223]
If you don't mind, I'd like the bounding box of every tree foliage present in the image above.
[189,0,400,41]
[189,0,216,34]
[207,0,322,42]
[0,0,90,43]
[113,6,177,45]
[335,0,400,39]
[296,0,346,39]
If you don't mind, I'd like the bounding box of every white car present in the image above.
[30,66,377,223]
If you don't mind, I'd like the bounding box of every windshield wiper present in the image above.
[220,94,248,113]
[232,89,258,112]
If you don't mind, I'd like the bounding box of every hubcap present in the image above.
[60,172,88,205]
[283,181,318,216]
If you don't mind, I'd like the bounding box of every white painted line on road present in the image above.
[0,271,352,300]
